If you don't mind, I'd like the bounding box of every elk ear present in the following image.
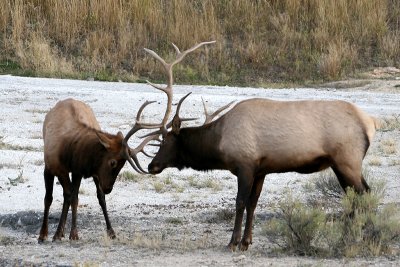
[171,115,181,134]
[96,131,111,149]
[116,131,124,139]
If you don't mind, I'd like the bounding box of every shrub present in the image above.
[263,173,399,258]
[263,194,326,256]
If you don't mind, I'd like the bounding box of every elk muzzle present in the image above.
[148,162,162,174]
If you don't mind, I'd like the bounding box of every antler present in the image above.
[202,98,235,124]
[144,41,216,134]
[122,101,161,174]
[124,41,216,174]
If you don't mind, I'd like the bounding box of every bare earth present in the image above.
[0,75,399,266]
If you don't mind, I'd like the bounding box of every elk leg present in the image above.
[94,179,116,239]
[69,174,82,240]
[332,165,368,194]
[38,167,55,243]
[240,174,265,251]
[53,174,72,241]
[228,168,254,251]
[361,175,371,192]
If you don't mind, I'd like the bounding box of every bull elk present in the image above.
[38,98,157,242]
[141,42,380,251]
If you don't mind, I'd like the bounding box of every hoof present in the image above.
[69,229,79,240]
[239,243,249,251]
[239,239,251,251]
[227,242,237,252]
[107,229,116,239]
[52,233,63,242]
[37,237,46,244]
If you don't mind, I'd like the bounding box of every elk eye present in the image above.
[109,159,118,169]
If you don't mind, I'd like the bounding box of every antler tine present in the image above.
[123,101,161,143]
[122,101,162,174]
[170,41,217,68]
[139,117,197,138]
[130,135,161,157]
[202,99,235,125]
[126,134,161,174]
[175,92,192,117]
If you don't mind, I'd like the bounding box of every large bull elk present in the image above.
[38,98,156,242]
[143,42,380,251]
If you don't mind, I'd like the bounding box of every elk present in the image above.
[142,42,380,251]
[38,98,156,242]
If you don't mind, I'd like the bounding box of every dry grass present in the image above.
[368,156,383,166]
[380,139,397,155]
[1,0,399,84]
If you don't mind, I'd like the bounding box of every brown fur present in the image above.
[148,98,379,251]
[38,98,126,242]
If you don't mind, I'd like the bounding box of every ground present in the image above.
[0,74,399,266]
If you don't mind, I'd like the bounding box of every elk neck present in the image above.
[60,127,107,178]
[176,123,225,171]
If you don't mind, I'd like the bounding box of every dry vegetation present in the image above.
[264,173,400,258]
[0,0,400,84]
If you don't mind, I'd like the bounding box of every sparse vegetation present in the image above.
[165,217,183,225]
[0,137,42,152]
[263,171,399,257]
[1,0,400,84]
[388,159,400,166]
[204,208,235,224]
[368,156,382,166]
[380,139,397,155]
[153,181,165,193]
[187,175,222,191]
[8,169,26,186]
[381,115,400,132]
[118,170,142,183]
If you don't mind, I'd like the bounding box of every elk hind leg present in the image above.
[69,173,82,240]
[38,167,55,243]
[53,174,72,241]
[228,168,254,251]
[332,164,369,194]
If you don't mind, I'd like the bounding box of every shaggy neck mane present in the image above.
[177,124,224,171]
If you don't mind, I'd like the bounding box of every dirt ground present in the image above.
[0,74,399,266]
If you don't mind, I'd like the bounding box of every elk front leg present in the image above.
[228,168,254,251]
[93,179,116,239]
[69,174,82,240]
[240,175,265,251]
[53,174,72,241]
[38,167,54,243]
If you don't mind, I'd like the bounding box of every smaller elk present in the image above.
[142,42,381,251]
[38,98,154,242]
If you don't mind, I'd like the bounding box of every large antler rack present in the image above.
[143,41,216,134]
[123,41,216,174]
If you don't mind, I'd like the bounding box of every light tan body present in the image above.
[219,98,377,176]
